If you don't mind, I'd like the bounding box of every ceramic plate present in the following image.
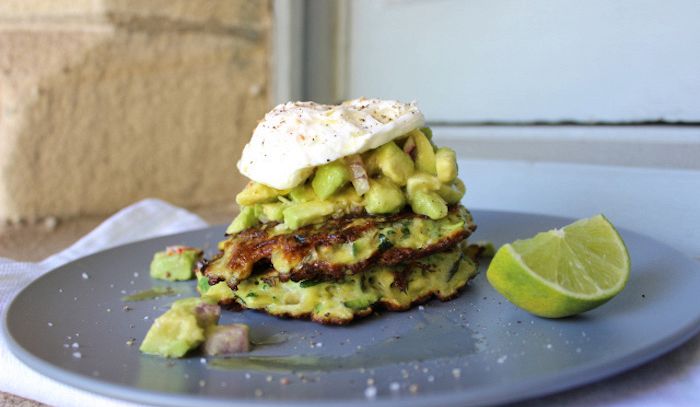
[4,210,700,406]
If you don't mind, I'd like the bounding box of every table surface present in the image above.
[3,160,700,407]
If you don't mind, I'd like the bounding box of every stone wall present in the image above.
[0,0,271,221]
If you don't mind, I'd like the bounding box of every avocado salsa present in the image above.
[228,128,463,234]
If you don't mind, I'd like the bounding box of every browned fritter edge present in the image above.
[204,205,476,286]
[289,225,472,282]
[227,261,479,325]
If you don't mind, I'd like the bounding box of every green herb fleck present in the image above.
[197,276,210,294]
[377,234,393,251]
[300,279,321,288]
[447,254,464,282]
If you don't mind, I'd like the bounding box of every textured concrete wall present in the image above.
[0,0,271,221]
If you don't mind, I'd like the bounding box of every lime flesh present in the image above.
[487,214,630,318]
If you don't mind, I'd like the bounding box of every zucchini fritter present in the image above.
[203,206,475,287]
[200,245,478,324]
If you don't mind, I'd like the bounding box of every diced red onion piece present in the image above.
[345,154,370,195]
[403,136,416,159]
[194,302,221,327]
[204,324,250,355]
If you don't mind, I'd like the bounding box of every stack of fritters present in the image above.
[201,205,477,324]
[198,99,479,324]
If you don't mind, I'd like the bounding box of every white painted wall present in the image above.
[343,0,700,123]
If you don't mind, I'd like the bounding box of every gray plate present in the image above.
[4,210,700,407]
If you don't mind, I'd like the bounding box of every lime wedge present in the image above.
[486,214,630,318]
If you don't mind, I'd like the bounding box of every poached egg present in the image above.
[237,98,425,190]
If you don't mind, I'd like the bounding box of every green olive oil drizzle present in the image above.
[122,286,179,302]
[210,313,484,373]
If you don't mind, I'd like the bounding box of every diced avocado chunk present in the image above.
[410,190,448,220]
[364,178,406,214]
[420,127,433,140]
[437,178,466,204]
[312,160,351,199]
[236,182,285,206]
[201,281,236,304]
[226,206,258,235]
[283,201,335,229]
[412,129,437,175]
[140,310,203,358]
[327,186,363,213]
[256,202,285,223]
[367,141,415,186]
[435,147,458,183]
[289,184,318,202]
[406,172,441,199]
[149,246,202,281]
[139,298,220,358]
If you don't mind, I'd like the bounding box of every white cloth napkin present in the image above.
[1,199,699,407]
[0,199,208,407]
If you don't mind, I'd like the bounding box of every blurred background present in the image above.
[0,0,698,224]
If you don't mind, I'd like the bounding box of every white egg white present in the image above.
[237,98,425,190]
